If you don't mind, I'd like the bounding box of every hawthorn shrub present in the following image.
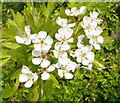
[1,2,120,102]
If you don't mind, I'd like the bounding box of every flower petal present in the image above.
[33,72,38,82]
[94,43,101,50]
[58,69,63,77]
[22,66,31,74]
[61,42,70,51]
[25,26,30,35]
[65,72,73,79]
[34,44,41,51]
[67,38,73,43]
[38,31,47,40]
[55,42,62,50]
[41,72,50,80]
[24,79,33,88]
[47,64,55,72]
[41,60,50,68]
[19,74,29,82]
[15,36,24,44]
[32,49,41,57]
[97,36,104,44]
[44,36,53,45]
[32,58,41,65]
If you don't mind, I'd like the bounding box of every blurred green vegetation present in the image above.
[1,2,120,102]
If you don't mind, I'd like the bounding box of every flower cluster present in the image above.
[15,6,103,88]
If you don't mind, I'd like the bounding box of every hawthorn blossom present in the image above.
[56,17,76,28]
[65,6,86,16]
[55,27,74,51]
[81,12,103,29]
[56,56,77,79]
[15,26,31,45]
[75,46,95,65]
[88,35,104,50]
[32,31,53,54]
[19,66,38,88]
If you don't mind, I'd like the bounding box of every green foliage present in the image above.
[2,2,120,102]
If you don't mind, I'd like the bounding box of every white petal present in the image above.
[55,62,62,68]
[96,27,103,36]
[41,72,50,80]
[67,23,76,28]
[44,36,53,45]
[82,59,90,65]
[55,33,62,41]
[15,36,24,44]
[58,57,70,66]
[38,31,47,40]
[55,42,62,50]
[96,19,103,24]
[24,79,33,88]
[25,26,30,35]
[75,6,86,16]
[97,36,103,44]
[33,72,38,82]
[32,49,41,57]
[86,52,95,62]
[77,57,82,63]
[41,60,50,68]
[67,38,73,43]
[58,69,63,77]
[47,64,55,72]
[94,43,101,50]
[61,52,68,58]
[24,39,31,45]
[67,61,77,72]
[42,44,51,51]
[32,58,41,65]
[61,42,70,51]
[90,20,97,29]
[53,50,59,58]
[89,38,94,45]
[65,73,73,79]
[19,74,29,82]
[65,9,75,16]
[78,35,85,42]
[22,66,31,74]
[75,49,81,57]
[34,44,41,51]
[90,11,99,20]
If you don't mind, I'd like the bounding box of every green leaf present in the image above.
[11,69,21,80]
[2,42,20,49]
[94,58,105,69]
[26,79,41,101]
[49,74,61,89]
[2,75,20,98]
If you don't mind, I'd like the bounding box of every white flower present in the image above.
[65,6,86,16]
[88,35,103,50]
[75,46,95,65]
[55,28,74,51]
[82,63,93,70]
[19,66,38,88]
[15,26,31,45]
[81,12,103,30]
[56,17,76,28]
[33,31,53,54]
[56,57,77,79]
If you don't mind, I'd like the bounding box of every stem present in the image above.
[39,80,43,101]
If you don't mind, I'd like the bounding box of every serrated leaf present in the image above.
[2,42,20,49]
[49,74,61,89]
